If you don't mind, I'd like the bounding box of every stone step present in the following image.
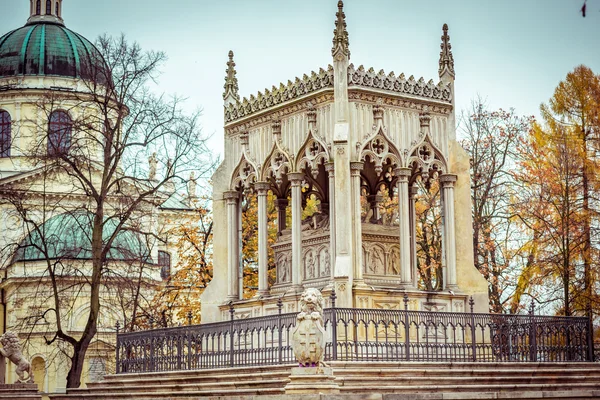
[102,364,295,381]
[68,378,289,395]
[50,389,600,400]
[337,374,596,386]
[338,382,600,394]
[334,367,600,378]
[329,361,600,369]
[50,386,285,399]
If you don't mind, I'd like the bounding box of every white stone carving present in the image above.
[0,331,33,383]
[291,288,327,367]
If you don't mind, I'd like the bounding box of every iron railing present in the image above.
[115,293,595,374]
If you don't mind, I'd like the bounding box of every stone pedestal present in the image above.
[284,367,340,394]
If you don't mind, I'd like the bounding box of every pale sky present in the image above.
[2,0,600,157]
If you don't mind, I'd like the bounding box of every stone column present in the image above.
[366,194,382,223]
[395,168,412,286]
[289,172,305,291]
[441,174,458,289]
[409,185,418,286]
[255,182,270,297]
[350,162,366,287]
[224,190,240,300]
[325,162,336,279]
[275,198,288,234]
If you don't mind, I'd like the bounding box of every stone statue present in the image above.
[305,250,316,279]
[148,152,158,181]
[320,248,330,276]
[278,255,289,283]
[291,288,327,367]
[0,331,33,383]
[188,172,197,198]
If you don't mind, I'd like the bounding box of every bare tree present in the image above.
[459,98,532,312]
[0,34,216,388]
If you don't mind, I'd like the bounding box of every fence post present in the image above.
[277,297,283,364]
[229,302,235,367]
[331,288,338,361]
[403,293,410,361]
[469,297,477,362]
[187,310,193,326]
[148,317,154,372]
[529,301,537,362]
[587,307,594,362]
[115,321,121,374]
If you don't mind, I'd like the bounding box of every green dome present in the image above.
[13,211,152,263]
[0,22,105,80]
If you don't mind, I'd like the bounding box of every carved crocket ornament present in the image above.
[0,331,33,383]
[291,288,327,367]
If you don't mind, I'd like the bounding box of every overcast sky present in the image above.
[2,0,600,156]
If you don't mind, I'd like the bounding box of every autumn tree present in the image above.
[459,99,532,312]
[0,35,215,387]
[145,195,213,327]
[513,66,600,317]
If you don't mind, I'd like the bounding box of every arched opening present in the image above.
[56,1,60,17]
[0,110,11,158]
[48,110,72,156]
[45,0,51,15]
[31,357,45,392]
[413,177,443,290]
[36,0,41,15]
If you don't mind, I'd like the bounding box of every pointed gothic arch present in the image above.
[407,133,447,185]
[359,126,403,176]
[230,153,259,191]
[295,131,329,179]
[261,142,292,186]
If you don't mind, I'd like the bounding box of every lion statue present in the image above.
[292,288,328,367]
[0,331,33,383]
[297,287,325,323]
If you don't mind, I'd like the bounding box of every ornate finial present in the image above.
[438,24,455,80]
[223,50,240,105]
[331,1,350,60]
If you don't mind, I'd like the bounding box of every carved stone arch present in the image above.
[407,133,447,184]
[230,153,259,191]
[295,130,330,178]
[261,142,292,186]
[359,126,403,176]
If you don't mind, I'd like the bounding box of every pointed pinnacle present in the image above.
[331,0,350,59]
[223,50,240,103]
[438,23,455,79]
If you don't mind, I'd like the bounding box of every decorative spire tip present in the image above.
[223,50,240,105]
[438,23,455,80]
[331,0,350,60]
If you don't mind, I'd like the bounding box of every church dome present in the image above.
[0,1,107,81]
[13,211,152,263]
[0,23,105,80]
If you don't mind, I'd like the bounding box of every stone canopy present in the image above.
[201,1,488,322]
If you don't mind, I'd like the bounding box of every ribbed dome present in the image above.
[13,211,152,263]
[0,22,106,81]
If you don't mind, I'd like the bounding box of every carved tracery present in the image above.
[408,135,447,186]
[230,153,259,191]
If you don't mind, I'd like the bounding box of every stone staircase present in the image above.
[50,362,600,399]
[0,383,42,399]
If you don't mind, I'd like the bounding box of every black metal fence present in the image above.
[115,293,595,374]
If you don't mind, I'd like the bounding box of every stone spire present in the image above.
[223,50,240,106]
[27,0,64,26]
[331,1,350,60]
[438,23,455,81]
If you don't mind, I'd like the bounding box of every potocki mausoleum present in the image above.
[200,1,489,322]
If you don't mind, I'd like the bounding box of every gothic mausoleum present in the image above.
[201,1,489,322]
